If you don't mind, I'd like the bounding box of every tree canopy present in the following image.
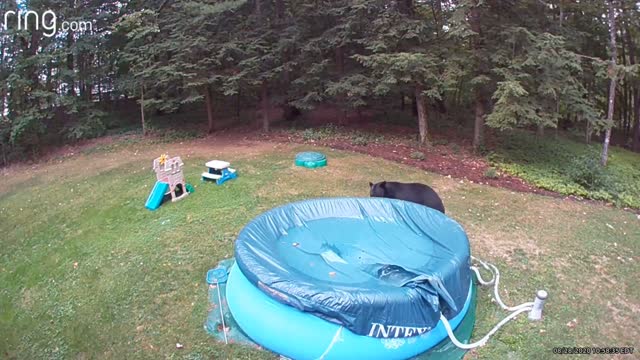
[1,0,639,164]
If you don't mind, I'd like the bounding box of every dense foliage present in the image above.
[489,131,640,208]
[1,0,639,164]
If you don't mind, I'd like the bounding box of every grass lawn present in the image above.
[0,137,638,359]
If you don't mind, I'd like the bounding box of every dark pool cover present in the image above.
[234,197,471,338]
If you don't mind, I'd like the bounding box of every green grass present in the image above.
[78,130,203,158]
[489,131,640,208]
[0,140,638,359]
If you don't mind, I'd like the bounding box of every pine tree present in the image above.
[329,1,446,144]
[454,2,601,137]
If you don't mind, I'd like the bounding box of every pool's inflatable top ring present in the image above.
[234,197,471,337]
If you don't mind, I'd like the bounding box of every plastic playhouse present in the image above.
[145,154,190,211]
[201,160,237,185]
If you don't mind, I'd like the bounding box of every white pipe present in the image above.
[470,266,494,286]
[486,263,534,311]
[440,307,532,349]
[441,256,546,350]
[315,326,344,360]
[528,290,548,321]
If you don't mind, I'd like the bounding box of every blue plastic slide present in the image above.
[145,181,169,211]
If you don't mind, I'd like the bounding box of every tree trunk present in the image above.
[84,55,94,101]
[79,53,86,100]
[412,96,418,116]
[261,81,270,132]
[67,31,75,96]
[400,91,405,111]
[470,0,485,150]
[627,91,633,139]
[430,0,442,36]
[622,9,640,151]
[473,96,485,150]
[45,60,53,91]
[399,0,414,16]
[633,106,640,152]
[0,38,4,118]
[537,124,545,137]
[98,77,102,102]
[559,0,564,28]
[1,143,6,167]
[140,84,147,136]
[335,47,345,74]
[454,77,464,108]
[204,86,215,133]
[255,0,262,19]
[620,35,628,137]
[25,30,40,97]
[414,85,428,145]
[0,87,5,119]
[275,0,285,19]
[583,115,592,144]
[601,0,617,166]
[236,91,241,120]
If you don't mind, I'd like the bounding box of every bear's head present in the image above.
[369,181,387,198]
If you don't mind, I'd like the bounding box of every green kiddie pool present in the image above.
[295,151,327,168]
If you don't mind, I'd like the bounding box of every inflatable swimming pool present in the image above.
[228,197,474,360]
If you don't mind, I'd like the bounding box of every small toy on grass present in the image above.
[145,154,192,211]
[202,160,238,185]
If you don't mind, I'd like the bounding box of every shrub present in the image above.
[487,130,640,209]
[160,129,202,142]
[351,136,369,146]
[302,129,317,141]
[301,124,340,141]
[566,155,611,190]
[432,138,449,146]
[66,111,107,141]
[484,167,499,179]
[410,151,426,161]
[476,144,490,155]
[349,132,384,146]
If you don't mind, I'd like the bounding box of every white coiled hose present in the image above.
[440,255,542,350]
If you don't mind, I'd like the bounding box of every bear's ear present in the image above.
[380,181,387,189]
[369,182,374,188]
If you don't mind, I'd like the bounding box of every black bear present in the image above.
[369,181,446,214]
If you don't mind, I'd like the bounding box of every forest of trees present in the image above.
[1,0,639,166]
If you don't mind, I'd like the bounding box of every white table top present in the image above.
[205,160,230,169]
